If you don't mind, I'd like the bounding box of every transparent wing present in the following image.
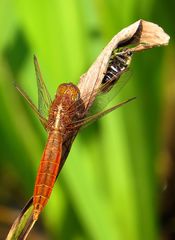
[34,55,52,118]
[78,47,133,115]
[67,97,136,129]
[67,67,132,119]
[88,67,132,115]
[63,65,133,126]
[15,83,48,130]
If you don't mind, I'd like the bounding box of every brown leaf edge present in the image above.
[6,19,170,240]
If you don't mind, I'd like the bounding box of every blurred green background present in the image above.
[0,1,174,239]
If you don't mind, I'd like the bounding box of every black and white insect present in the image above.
[102,48,133,85]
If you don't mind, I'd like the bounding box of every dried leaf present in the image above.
[78,19,170,111]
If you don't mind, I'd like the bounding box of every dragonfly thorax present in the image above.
[47,83,82,131]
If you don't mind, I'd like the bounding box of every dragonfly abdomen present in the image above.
[33,131,62,220]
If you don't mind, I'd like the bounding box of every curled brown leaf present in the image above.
[78,19,170,110]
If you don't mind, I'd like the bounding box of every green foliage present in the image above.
[0,0,172,239]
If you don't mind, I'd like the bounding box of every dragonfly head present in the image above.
[56,83,80,102]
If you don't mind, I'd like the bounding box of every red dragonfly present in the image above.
[16,55,135,221]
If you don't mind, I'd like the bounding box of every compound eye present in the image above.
[72,92,79,101]
[57,83,80,101]
[57,84,67,95]
[70,87,80,101]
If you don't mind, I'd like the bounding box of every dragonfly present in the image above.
[16,50,135,221]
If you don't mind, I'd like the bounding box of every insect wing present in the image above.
[77,48,133,116]
[67,97,136,129]
[34,55,52,119]
[15,83,48,129]
[87,67,132,115]
[63,65,132,129]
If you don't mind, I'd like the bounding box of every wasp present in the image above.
[102,48,132,87]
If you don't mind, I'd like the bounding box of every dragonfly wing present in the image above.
[15,83,48,129]
[87,67,132,115]
[68,97,136,129]
[34,55,52,119]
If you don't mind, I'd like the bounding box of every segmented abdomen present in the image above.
[102,50,132,84]
[33,130,62,220]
